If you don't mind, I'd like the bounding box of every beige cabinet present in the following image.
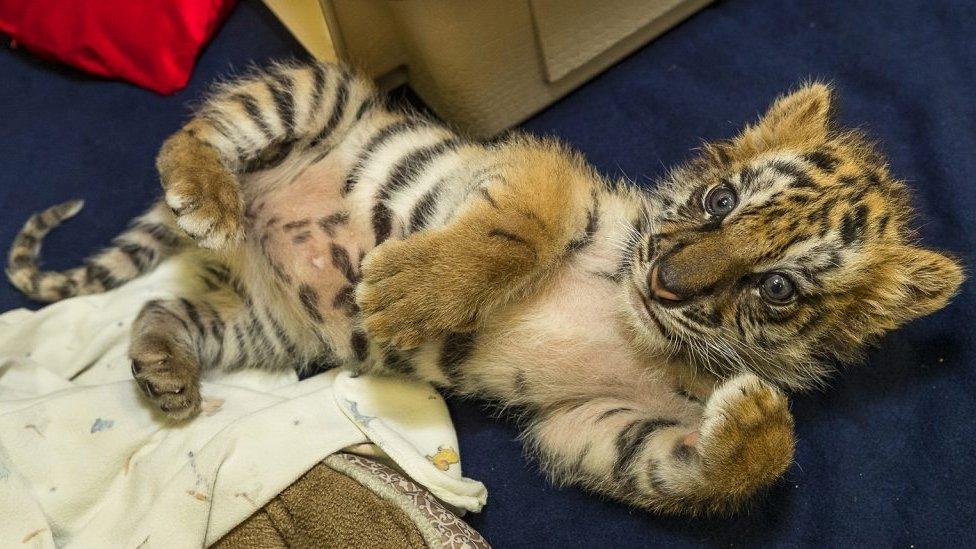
[263,0,712,137]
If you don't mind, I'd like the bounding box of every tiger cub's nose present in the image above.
[649,264,685,303]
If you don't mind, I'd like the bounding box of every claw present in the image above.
[138,378,158,398]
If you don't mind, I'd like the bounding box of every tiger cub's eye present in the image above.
[760,273,795,304]
[704,185,738,217]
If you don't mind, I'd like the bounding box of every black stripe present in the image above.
[306,64,329,126]
[203,263,232,286]
[200,301,226,366]
[28,270,42,291]
[568,206,600,253]
[136,222,183,250]
[350,330,369,362]
[31,214,49,232]
[298,284,324,323]
[370,138,460,244]
[643,303,673,339]
[282,219,310,231]
[479,188,498,208]
[514,371,528,392]
[54,280,76,300]
[596,407,633,422]
[439,331,477,385]
[488,228,532,248]
[804,150,839,173]
[734,305,749,337]
[330,243,359,283]
[260,235,293,284]
[379,138,461,203]
[15,233,38,248]
[408,182,442,233]
[332,285,358,316]
[795,308,826,337]
[117,242,155,272]
[145,300,191,334]
[354,95,378,122]
[770,160,817,189]
[267,73,295,136]
[682,306,721,328]
[264,306,299,358]
[342,118,430,196]
[9,254,32,269]
[304,350,343,377]
[647,461,670,493]
[180,299,207,340]
[712,144,732,165]
[876,213,890,236]
[244,139,296,173]
[371,203,393,245]
[672,441,696,461]
[232,323,251,367]
[268,259,291,284]
[840,203,869,245]
[235,93,275,141]
[612,419,678,481]
[521,210,548,232]
[169,200,200,217]
[201,301,225,342]
[202,112,249,158]
[309,71,351,148]
[84,261,121,290]
[676,389,703,404]
[591,269,623,283]
[233,276,253,307]
[383,349,415,375]
[292,231,312,244]
[669,310,704,337]
[247,309,276,362]
[318,211,350,237]
[568,444,592,477]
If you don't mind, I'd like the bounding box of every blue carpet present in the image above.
[1,0,973,546]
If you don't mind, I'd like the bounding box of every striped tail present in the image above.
[6,200,189,303]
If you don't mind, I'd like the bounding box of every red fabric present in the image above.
[0,0,238,94]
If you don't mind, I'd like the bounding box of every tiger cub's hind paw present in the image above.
[129,325,202,421]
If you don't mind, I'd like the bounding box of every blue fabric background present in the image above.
[1,1,972,546]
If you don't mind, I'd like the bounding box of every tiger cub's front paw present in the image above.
[357,235,478,349]
[157,131,243,250]
[696,373,794,497]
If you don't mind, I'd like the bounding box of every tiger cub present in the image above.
[6,62,962,514]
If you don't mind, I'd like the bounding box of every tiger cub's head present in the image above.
[628,83,964,389]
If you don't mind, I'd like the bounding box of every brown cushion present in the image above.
[214,461,427,549]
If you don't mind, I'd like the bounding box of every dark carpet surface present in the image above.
[1,0,973,546]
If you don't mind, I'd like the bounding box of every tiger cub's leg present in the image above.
[527,374,794,515]
[129,278,307,419]
[157,62,378,249]
[358,139,598,347]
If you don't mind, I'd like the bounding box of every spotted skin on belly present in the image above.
[247,161,377,354]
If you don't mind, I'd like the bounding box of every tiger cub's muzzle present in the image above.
[648,233,745,306]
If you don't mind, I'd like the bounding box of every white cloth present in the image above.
[0,258,486,548]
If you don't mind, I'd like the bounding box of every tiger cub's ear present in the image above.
[733,82,836,156]
[866,244,964,328]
